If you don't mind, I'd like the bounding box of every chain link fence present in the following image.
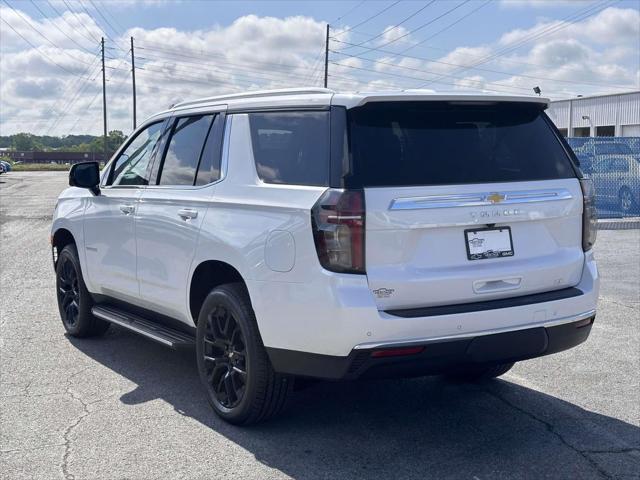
[567,137,640,218]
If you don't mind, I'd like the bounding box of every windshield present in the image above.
[344,101,576,188]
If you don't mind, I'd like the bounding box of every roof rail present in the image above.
[173,87,335,109]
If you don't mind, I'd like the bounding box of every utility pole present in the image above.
[130,36,137,129]
[101,37,108,161]
[324,24,329,88]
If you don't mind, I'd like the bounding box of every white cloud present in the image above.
[499,0,592,8]
[0,4,638,136]
[379,25,411,46]
[499,7,640,45]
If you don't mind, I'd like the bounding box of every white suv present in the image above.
[52,88,599,424]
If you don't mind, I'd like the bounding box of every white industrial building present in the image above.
[546,90,640,137]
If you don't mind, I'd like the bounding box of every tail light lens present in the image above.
[311,189,365,274]
[580,178,597,251]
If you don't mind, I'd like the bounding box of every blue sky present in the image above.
[1,0,639,136]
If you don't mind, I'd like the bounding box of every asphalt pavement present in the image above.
[1,171,639,480]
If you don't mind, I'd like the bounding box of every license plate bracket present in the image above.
[464,226,514,261]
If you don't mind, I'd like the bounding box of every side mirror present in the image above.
[69,161,101,195]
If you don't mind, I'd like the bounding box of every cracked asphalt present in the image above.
[1,171,639,480]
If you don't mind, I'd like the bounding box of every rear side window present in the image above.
[158,115,214,186]
[345,102,576,188]
[195,114,224,186]
[248,111,330,186]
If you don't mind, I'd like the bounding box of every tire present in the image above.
[618,187,637,215]
[55,244,110,337]
[196,283,293,425]
[446,362,515,382]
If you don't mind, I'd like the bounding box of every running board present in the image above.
[92,305,195,349]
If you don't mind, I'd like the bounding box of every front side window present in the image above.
[248,111,330,186]
[109,122,164,186]
[158,115,214,186]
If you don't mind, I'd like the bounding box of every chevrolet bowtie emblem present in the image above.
[486,193,505,204]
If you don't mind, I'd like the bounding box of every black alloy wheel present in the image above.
[196,283,293,424]
[55,244,110,338]
[57,255,80,328]
[202,304,248,410]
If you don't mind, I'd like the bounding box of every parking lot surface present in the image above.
[1,171,639,480]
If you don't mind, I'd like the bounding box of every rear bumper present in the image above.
[267,313,595,379]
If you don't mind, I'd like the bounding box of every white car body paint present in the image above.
[51,89,599,358]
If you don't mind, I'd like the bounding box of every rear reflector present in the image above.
[370,346,425,358]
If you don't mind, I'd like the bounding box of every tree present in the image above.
[12,133,36,151]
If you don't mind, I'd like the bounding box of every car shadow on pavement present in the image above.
[68,326,640,479]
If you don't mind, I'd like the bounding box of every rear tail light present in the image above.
[580,178,597,251]
[311,189,365,274]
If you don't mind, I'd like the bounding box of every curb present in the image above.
[597,217,640,230]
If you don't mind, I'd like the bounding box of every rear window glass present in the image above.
[345,102,576,188]
[248,111,329,186]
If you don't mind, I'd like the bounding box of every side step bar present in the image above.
[92,305,195,349]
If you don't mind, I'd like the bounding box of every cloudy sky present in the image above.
[1,0,638,137]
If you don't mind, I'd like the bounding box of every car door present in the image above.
[83,120,168,302]
[135,108,226,322]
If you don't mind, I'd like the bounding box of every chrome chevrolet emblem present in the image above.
[486,193,505,204]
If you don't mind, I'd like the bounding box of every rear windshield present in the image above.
[345,102,576,188]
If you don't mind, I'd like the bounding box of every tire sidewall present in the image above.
[56,245,92,336]
[196,287,261,424]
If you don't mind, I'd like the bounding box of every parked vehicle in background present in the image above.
[0,160,11,172]
[574,139,640,214]
[51,89,599,425]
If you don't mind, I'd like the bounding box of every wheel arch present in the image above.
[51,227,76,266]
[189,260,249,324]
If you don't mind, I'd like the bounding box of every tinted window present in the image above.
[195,114,224,186]
[248,111,329,186]
[346,102,576,187]
[159,115,213,186]
[110,122,163,186]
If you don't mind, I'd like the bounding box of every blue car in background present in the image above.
[0,160,11,173]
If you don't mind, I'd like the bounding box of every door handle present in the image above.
[119,204,135,215]
[177,208,198,220]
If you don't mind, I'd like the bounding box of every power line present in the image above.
[98,1,126,34]
[0,16,95,76]
[330,44,633,90]
[60,0,101,43]
[37,56,101,132]
[332,1,401,37]
[397,0,491,55]
[44,0,98,45]
[329,61,536,94]
[88,0,122,37]
[134,52,323,85]
[343,1,437,49]
[335,0,472,54]
[420,0,617,87]
[3,0,98,67]
[28,0,95,54]
[330,0,366,25]
[136,42,320,74]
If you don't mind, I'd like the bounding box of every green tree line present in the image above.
[0,131,127,153]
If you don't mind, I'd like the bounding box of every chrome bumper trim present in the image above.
[353,309,596,350]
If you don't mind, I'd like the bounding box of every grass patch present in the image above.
[11,163,72,171]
